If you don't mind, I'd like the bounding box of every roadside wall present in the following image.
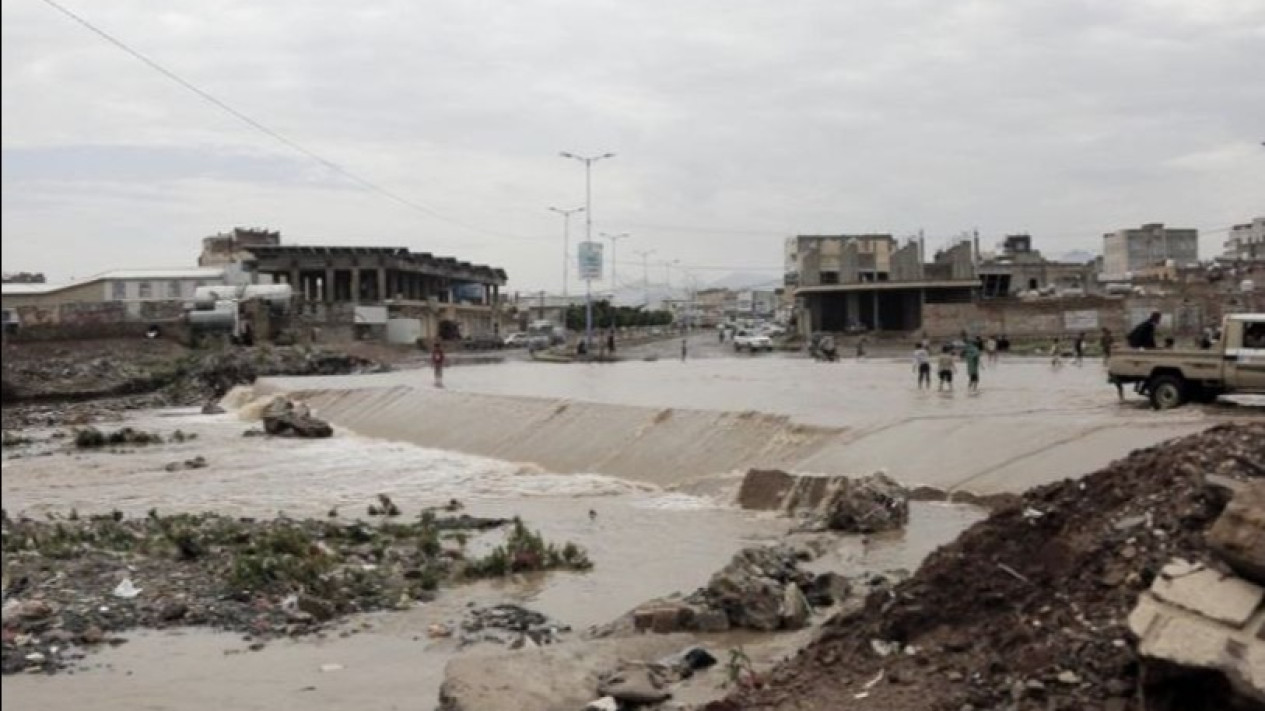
[923,289,1264,339]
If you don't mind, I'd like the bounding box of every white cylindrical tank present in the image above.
[193,285,243,308]
[1242,279,1255,293]
[240,283,293,308]
[188,308,237,331]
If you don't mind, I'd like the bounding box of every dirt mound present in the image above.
[2,343,388,429]
[729,422,1265,711]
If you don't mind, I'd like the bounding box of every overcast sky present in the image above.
[3,0,1263,292]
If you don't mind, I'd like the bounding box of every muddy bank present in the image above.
[1,341,388,429]
[728,422,1265,711]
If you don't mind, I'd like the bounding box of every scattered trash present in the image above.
[111,579,141,599]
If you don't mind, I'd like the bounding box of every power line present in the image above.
[37,0,533,243]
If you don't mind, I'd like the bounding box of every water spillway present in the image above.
[255,383,842,488]
[254,366,1214,497]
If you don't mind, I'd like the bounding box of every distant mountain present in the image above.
[1056,250,1097,264]
[702,271,782,291]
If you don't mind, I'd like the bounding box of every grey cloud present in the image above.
[2,0,1264,287]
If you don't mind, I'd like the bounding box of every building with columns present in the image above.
[198,229,508,341]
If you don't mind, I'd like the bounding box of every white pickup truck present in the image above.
[733,329,773,353]
[1107,313,1265,409]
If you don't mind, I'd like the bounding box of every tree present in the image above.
[1,272,46,284]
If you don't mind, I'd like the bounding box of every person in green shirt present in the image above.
[964,341,982,392]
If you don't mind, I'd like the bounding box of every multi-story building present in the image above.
[791,233,978,334]
[976,234,1098,297]
[1223,217,1265,263]
[784,234,896,287]
[1102,223,1199,278]
[1,267,226,326]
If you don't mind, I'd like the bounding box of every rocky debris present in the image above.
[1128,560,1264,705]
[456,604,571,649]
[595,645,720,707]
[74,426,164,449]
[0,504,590,674]
[812,471,908,534]
[164,456,208,472]
[597,666,671,705]
[200,401,226,415]
[438,634,703,711]
[1207,480,1265,585]
[261,397,333,438]
[737,470,909,534]
[2,345,388,430]
[731,422,1265,711]
[624,546,862,638]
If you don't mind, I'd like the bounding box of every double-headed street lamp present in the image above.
[559,151,616,349]
[600,232,631,294]
[633,248,656,307]
[547,205,584,297]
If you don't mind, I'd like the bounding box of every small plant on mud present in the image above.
[723,646,760,689]
[417,511,442,558]
[464,517,592,579]
[2,431,32,448]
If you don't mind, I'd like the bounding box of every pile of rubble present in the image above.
[0,505,591,675]
[260,396,334,438]
[617,545,891,637]
[2,345,387,429]
[738,470,910,533]
[728,422,1265,711]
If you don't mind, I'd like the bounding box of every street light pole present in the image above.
[548,206,584,297]
[600,232,631,294]
[560,151,616,350]
[633,249,656,307]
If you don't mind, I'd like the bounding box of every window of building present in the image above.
[111,281,126,300]
[168,280,183,298]
[138,281,153,299]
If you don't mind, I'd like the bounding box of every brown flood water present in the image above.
[2,401,981,710]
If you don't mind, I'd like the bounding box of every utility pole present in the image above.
[548,206,584,297]
[560,151,616,350]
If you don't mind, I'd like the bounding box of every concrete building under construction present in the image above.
[198,228,508,342]
[789,233,978,334]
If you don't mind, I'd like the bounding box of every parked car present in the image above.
[733,329,773,352]
[462,333,504,351]
[503,332,530,347]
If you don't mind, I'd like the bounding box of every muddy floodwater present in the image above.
[3,345,1254,710]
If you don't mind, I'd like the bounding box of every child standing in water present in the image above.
[964,340,982,392]
[936,345,956,391]
[913,343,932,389]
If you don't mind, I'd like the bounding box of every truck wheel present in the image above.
[1148,374,1187,410]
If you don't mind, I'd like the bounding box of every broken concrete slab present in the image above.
[1150,561,1264,628]
[437,634,695,711]
[1207,481,1265,586]
[1129,591,1265,704]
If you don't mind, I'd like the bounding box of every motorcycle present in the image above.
[808,333,838,362]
